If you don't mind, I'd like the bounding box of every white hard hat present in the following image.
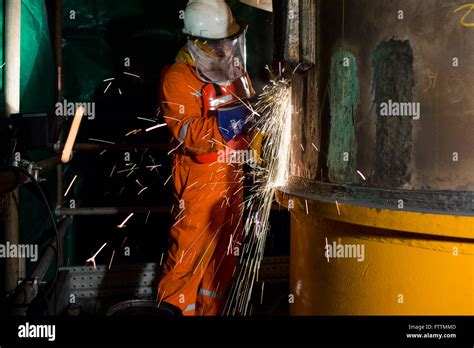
[183,0,241,40]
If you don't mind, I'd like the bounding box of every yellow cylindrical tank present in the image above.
[277,191,474,315]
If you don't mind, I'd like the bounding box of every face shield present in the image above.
[187,27,248,85]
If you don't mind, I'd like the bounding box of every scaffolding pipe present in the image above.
[4,0,22,294]
[55,0,65,266]
[51,142,172,152]
[12,216,73,315]
[57,203,281,216]
[57,207,170,216]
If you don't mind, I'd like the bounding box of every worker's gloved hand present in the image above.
[217,104,253,142]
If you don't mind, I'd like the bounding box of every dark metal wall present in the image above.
[286,0,474,190]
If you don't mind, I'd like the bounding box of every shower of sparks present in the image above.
[64,175,78,197]
[117,213,134,228]
[146,123,167,132]
[224,76,292,316]
[356,170,366,181]
[86,242,107,269]
[335,200,341,215]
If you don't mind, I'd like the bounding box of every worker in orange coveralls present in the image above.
[157,0,255,315]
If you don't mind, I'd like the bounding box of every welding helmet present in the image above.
[183,0,248,85]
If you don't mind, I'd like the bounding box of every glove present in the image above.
[217,104,252,142]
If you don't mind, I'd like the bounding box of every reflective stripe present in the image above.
[178,120,193,142]
[199,288,220,299]
[183,303,196,313]
[209,94,234,108]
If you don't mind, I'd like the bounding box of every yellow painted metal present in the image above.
[277,190,474,315]
[276,190,474,240]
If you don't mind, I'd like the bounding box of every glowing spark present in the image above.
[157,290,166,309]
[123,71,140,78]
[163,115,181,122]
[292,63,302,74]
[160,252,164,265]
[260,281,265,304]
[145,210,151,224]
[104,82,112,94]
[146,164,162,171]
[305,200,309,215]
[125,129,141,136]
[164,175,172,186]
[312,143,319,151]
[109,165,116,178]
[138,187,148,195]
[173,215,186,227]
[64,175,78,197]
[146,123,167,132]
[118,88,122,95]
[88,138,115,144]
[300,144,305,151]
[188,84,201,97]
[86,243,107,269]
[357,170,366,181]
[108,250,116,270]
[227,234,233,255]
[117,213,134,228]
[137,117,157,123]
[100,150,107,155]
[103,77,115,82]
[167,141,184,155]
[335,201,341,215]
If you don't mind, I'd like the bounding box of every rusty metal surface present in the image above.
[282,176,474,216]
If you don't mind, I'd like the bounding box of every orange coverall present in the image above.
[158,61,246,315]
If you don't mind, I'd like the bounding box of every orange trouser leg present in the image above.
[195,174,244,315]
[157,154,243,316]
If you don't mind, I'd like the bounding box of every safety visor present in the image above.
[187,26,248,85]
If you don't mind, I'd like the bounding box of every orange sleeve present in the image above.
[161,67,225,155]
